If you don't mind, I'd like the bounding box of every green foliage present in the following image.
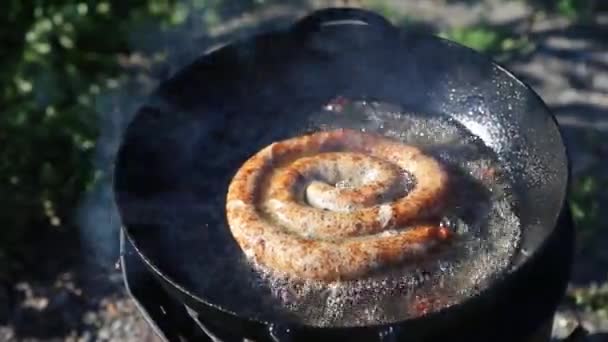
[443,26,502,52]
[518,0,593,20]
[557,0,581,18]
[0,1,116,276]
[0,0,178,276]
[362,0,404,23]
[360,1,534,59]
[570,175,600,230]
[546,0,593,20]
[0,0,292,278]
[555,119,607,318]
[569,169,605,257]
[571,283,608,318]
[439,25,533,60]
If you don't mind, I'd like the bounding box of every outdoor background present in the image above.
[1,0,607,341]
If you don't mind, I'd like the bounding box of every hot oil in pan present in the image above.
[177,100,521,328]
[242,101,522,327]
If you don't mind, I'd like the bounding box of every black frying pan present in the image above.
[113,8,573,342]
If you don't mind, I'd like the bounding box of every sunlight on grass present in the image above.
[361,0,404,23]
[439,25,533,59]
[441,27,501,52]
[361,0,534,60]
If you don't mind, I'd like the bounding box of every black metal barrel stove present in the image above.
[114,8,577,342]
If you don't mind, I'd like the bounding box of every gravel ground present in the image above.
[0,271,159,342]
[2,1,608,341]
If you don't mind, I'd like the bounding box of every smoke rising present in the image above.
[74,1,310,274]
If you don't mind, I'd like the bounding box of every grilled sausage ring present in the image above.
[226,129,452,281]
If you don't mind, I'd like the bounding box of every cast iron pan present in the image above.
[113,7,573,342]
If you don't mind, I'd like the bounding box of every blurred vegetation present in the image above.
[367,0,600,59]
[439,25,534,62]
[0,0,276,280]
[570,174,602,251]
[527,0,596,21]
[364,1,531,61]
[571,283,608,319]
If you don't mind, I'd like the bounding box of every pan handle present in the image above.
[292,7,397,36]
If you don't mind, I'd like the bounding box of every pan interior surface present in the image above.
[114,25,568,328]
